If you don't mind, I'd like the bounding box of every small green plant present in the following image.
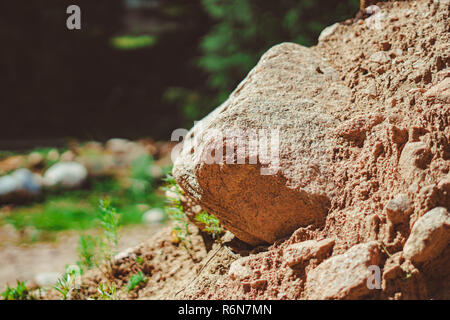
[54,271,76,300]
[77,235,99,270]
[194,211,223,239]
[111,35,157,50]
[126,271,148,292]
[1,281,33,300]
[97,282,119,300]
[163,174,192,247]
[136,256,144,265]
[98,198,120,273]
[129,155,155,202]
[67,199,122,299]
[379,241,392,258]
[99,198,120,248]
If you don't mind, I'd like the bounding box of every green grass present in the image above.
[126,271,148,292]
[2,176,165,241]
[194,211,223,239]
[163,174,192,246]
[1,281,34,300]
[111,35,157,50]
[97,282,118,300]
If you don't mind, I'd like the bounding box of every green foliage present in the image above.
[128,155,155,202]
[1,281,33,300]
[111,35,157,50]
[54,272,74,300]
[170,0,359,123]
[199,0,359,95]
[126,272,148,292]
[98,198,120,248]
[163,174,224,245]
[2,176,164,240]
[77,235,99,270]
[194,211,223,239]
[136,256,144,265]
[163,174,191,247]
[97,282,118,300]
[97,199,121,274]
[54,200,121,299]
[53,264,84,300]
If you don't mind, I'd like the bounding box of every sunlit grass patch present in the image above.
[111,35,157,50]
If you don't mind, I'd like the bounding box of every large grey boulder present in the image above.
[173,43,351,245]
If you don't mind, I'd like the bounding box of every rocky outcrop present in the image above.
[403,207,449,264]
[173,43,351,245]
[169,0,450,300]
[304,242,382,300]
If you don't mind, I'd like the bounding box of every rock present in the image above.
[385,194,413,225]
[335,113,384,145]
[106,138,134,154]
[369,51,391,64]
[81,141,103,153]
[60,150,76,162]
[229,257,253,280]
[47,149,60,162]
[173,43,350,245]
[365,10,388,30]
[142,208,166,224]
[0,155,25,174]
[365,5,381,15]
[0,174,21,196]
[0,168,41,202]
[399,141,432,181]
[424,78,450,104]
[43,162,88,188]
[106,138,148,166]
[318,23,339,42]
[76,154,115,177]
[27,152,45,168]
[403,207,450,264]
[114,246,138,262]
[284,238,335,268]
[304,241,382,300]
[436,179,450,210]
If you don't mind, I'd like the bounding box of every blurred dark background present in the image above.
[0,0,359,148]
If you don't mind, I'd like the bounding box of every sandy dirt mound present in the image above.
[72,0,449,300]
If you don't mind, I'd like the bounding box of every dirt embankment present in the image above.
[69,0,449,300]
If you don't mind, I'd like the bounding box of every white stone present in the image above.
[43,162,88,188]
[403,207,450,264]
[142,208,166,224]
[318,23,339,42]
